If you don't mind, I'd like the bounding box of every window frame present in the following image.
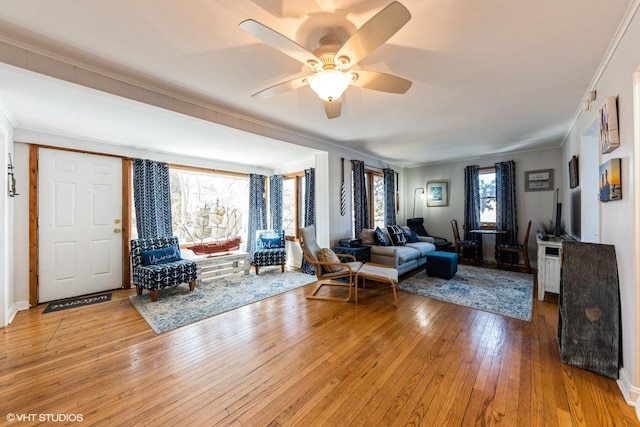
[366,168,384,229]
[283,171,305,241]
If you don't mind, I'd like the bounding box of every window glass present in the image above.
[169,168,248,245]
[372,174,385,228]
[479,168,496,225]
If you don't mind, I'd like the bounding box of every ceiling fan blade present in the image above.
[240,19,322,70]
[335,2,411,67]
[252,75,310,99]
[349,70,412,94]
[324,98,342,119]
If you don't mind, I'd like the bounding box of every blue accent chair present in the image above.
[252,229,287,275]
[130,236,197,301]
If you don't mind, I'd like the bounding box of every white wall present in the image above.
[561,5,640,405]
[404,147,563,266]
[0,111,15,327]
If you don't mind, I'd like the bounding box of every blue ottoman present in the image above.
[426,251,458,279]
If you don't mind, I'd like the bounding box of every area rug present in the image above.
[399,265,533,321]
[129,269,316,334]
[42,293,112,313]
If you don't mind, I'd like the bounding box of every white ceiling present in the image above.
[0,0,634,168]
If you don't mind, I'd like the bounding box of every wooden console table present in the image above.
[186,251,250,285]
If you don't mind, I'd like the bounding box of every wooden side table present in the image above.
[332,245,371,263]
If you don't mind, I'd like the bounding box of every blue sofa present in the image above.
[359,227,436,275]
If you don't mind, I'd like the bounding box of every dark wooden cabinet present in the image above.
[558,241,620,379]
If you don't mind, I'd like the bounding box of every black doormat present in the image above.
[42,293,112,314]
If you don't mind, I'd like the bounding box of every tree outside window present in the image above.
[479,168,496,226]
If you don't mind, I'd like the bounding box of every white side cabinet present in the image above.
[536,237,563,300]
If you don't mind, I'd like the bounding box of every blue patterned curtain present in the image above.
[352,160,369,237]
[496,160,518,263]
[383,168,396,226]
[269,174,283,230]
[247,174,266,263]
[132,159,173,239]
[300,168,316,275]
[463,165,481,240]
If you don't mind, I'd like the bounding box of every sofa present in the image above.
[359,226,437,275]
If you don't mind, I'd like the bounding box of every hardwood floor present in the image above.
[2,276,638,426]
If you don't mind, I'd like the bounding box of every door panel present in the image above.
[39,148,123,302]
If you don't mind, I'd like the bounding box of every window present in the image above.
[351,169,385,231]
[369,171,385,229]
[168,167,249,245]
[283,173,305,239]
[479,167,496,226]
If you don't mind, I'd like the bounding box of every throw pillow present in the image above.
[402,226,420,243]
[387,225,407,246]
[359,228,376,245]
[317,248,344,273]
[141,244,182,265]
[374,227,391,246]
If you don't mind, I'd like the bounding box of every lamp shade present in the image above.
[308,69,351,101]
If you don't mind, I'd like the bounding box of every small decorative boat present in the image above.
[183,200,242,256]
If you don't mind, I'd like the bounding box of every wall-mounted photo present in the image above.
[568,155,579,189]
[525,169,554,192]
[599,158,621,202]
[599,95,619,154]
[426,181,448,207]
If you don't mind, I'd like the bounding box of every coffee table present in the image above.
[184,250,250,285]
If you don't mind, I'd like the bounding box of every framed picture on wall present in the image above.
[569,155,579,189]
[525,169,554,192]
[599,158,622,202]
[426,181,448,207]
[599,95,620,153]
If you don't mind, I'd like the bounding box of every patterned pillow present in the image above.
[387,225,407,246]
[374,227,391,246]
[141,244,182,265]
[403,227,420,243]
[317,248,344,272]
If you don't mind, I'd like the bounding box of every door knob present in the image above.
[114,228,122,233]
[114,219,121,224]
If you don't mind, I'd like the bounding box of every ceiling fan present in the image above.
[239,1,412,119]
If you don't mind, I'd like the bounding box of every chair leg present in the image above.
[189,280,196,292]
[281,264,285,273]
[255,266,260,275]
[136,286,143,296]
[150,290,158,302]
[524,251,531,274]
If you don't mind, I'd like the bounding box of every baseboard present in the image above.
[7,300,30,325]
[617,367,640,421]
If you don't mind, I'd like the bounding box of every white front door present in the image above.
[38,148,123,302]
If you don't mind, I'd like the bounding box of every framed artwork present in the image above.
[599,158,622,202]
[599,95,620,154]
[426,181,448,207]
[568,155,579,189]
[525,169,554,192]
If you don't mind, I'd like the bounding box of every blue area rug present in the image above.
[129,269,316,334]
[399,265,534,321]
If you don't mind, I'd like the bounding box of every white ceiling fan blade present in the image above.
[349,70,412,94]
[335,2,411,67]
[324,98,342,119]
[240,19,322,70]
[252,75,310,99]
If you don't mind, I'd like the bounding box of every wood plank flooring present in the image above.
[1,275,638,426]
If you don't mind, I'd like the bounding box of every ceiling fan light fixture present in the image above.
[308,69,351,102]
